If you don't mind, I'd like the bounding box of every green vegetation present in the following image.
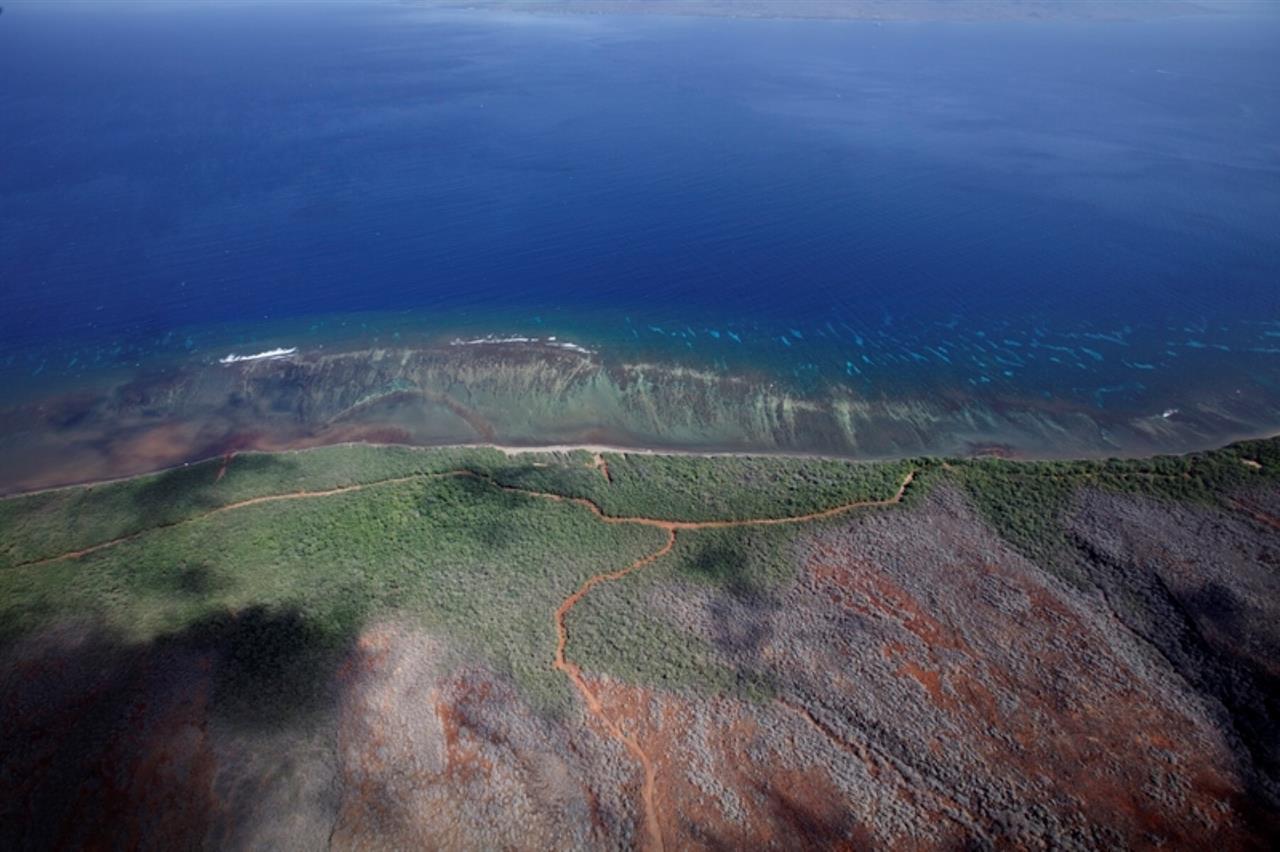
[1,470,664,715]
[0,444,907,715]
[1,438,1275,717]
[568,525,804,703]
[0,445,911,568]
[0,445,508,568]
[570,452,915,521]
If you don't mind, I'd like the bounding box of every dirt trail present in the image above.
[590,452,612,483]
[1228,497,1280,531]
[11,462,915,852]
[482,470,915,532]
[213,452,235,483]
[10,470,915,570]
[554,529,675,852]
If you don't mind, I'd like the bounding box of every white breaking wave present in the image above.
[449,335,594,355]
[218,347,298,365]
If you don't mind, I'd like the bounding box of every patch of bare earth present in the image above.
[328,623,639,849]
[586,676,921,850]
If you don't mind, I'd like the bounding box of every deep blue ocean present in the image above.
[2,1,1279,415]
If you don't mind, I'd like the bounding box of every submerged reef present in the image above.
[1,340,1277,493]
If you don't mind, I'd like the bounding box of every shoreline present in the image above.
[4,341,1280,499]
[6,430,1279,501]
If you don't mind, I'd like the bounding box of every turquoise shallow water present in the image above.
[2,1,1279,433]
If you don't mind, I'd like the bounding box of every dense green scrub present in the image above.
[567,524,807,702]
[1,471,663,714]
[0,445,503,569]
[493,451,917,522]
[0,444,910,714]
[0,445,912,569]
[1,439,1275,713]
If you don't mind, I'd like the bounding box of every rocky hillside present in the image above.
[1,439,1277,848]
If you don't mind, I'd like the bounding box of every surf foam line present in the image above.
[218,347,298,365]
[449,335,594,355]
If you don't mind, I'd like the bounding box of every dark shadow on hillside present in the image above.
[484,463,596,499]
[683,537,779,698]
[170,562,230,597]
[688,780,874,850]
[0,605,359,849]
[1182,581,1280,674]
[177,605,355,729]
[684,539,762,601]
[1067,528,1280,841]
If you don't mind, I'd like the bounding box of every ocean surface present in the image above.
[2,1,1279,450]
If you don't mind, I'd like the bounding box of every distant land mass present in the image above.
[416,0,1272,22]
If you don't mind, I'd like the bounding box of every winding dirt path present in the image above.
[542,469,916,851]
[9,462,915,852]
[553,528,675,852]
[480,470,916,532]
